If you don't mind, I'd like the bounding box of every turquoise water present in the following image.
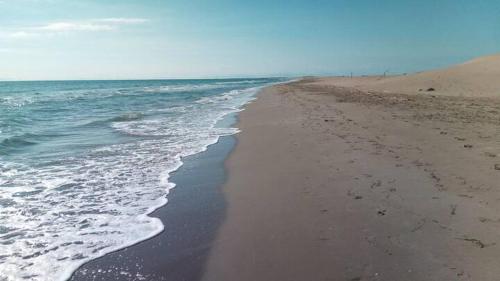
[0,78,283,281]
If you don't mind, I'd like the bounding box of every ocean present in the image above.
[0,78,284,281]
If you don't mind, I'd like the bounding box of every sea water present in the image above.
[0,78,283,281]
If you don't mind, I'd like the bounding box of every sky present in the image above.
[0,0,499,80]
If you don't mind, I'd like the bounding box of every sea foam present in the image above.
[0,79,280,281]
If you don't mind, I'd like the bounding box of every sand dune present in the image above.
[316,54,500,97]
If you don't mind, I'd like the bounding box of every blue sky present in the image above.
[1,0,499,80]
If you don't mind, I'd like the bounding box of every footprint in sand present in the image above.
[484,152,497,158]
[377,209,387,216]
[347,190,363,200]
[478,217,500,223]
[370,180,382,189]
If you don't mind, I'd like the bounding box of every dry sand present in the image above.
[201,55,500,281]
[314,54,500,98]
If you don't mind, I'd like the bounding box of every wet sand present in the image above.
[201,78,500,281]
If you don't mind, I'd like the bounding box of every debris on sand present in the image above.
[457,237,495,249]
[450,204,458,215]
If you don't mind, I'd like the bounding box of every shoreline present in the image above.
[70,119,237,281]
[67,82,276,281]
[201,79,500,280]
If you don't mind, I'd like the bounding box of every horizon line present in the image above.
[0,76,295,83]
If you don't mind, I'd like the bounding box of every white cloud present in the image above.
[95,18,149,24]
[7,31,37,38]
[0,17,148,40]
[38,22,115,31]
[0,30,45,39]
[0,47,30,54]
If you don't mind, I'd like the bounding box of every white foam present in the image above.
[142,80,263,94]
[143,83,221,93]
[0,83,266,281]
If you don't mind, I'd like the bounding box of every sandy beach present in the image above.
[202,56,500,281]
[4,2,500,280]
